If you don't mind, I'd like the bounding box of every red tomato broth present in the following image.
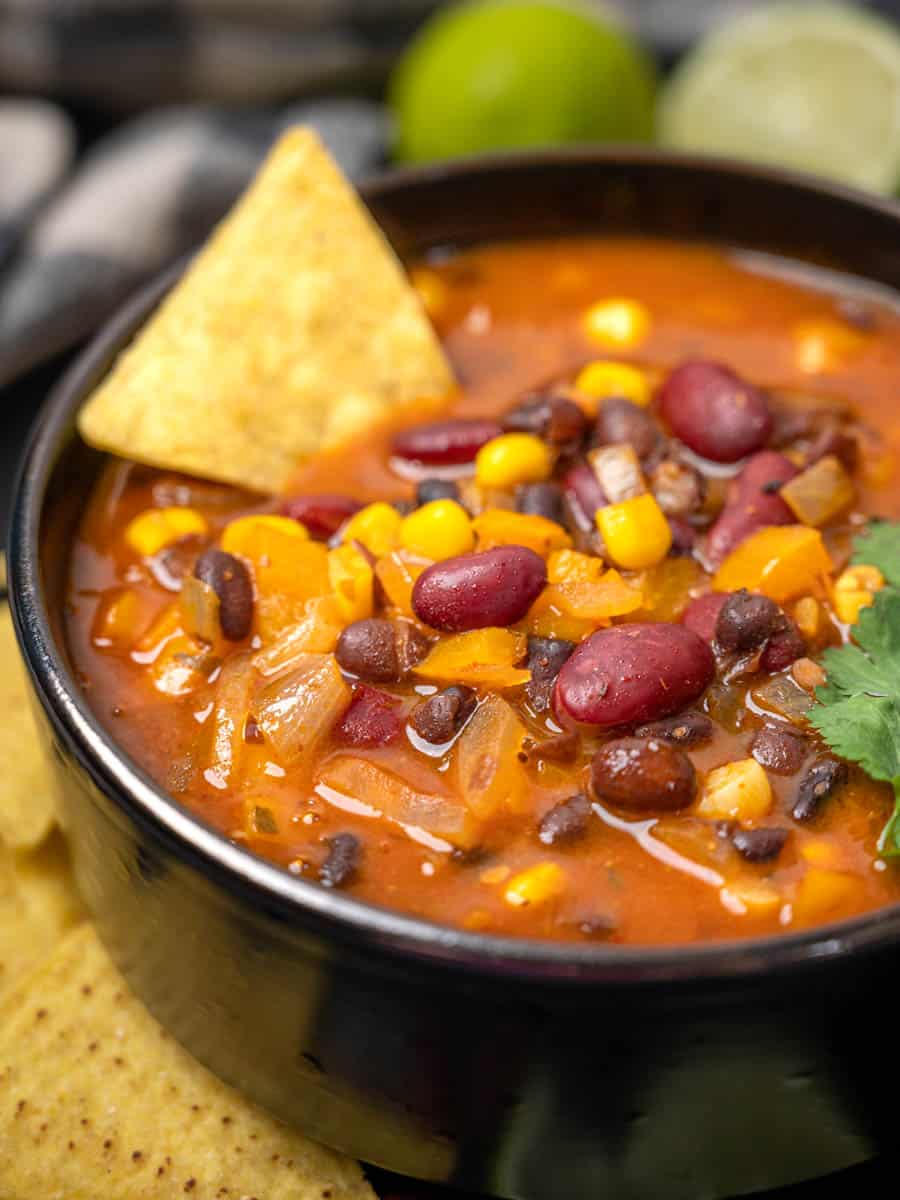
[65,236,900,944]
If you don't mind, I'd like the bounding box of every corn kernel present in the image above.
[221,514,308,561]
[697,759,773,822]
[574,360,652,408]
[125,506,207,557]
[793,596,820,640]
[328,543,374,623]
[583,298,651,349]
[833,563,885,624]
[340,501,402,559]
[475,433,553,489]
[596,493,671,570]
[504,862,567,909]
[400,499,473,560]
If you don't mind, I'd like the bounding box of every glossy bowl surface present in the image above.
[9,149,900,1199]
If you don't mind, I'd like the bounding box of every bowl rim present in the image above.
[10,145,900,986]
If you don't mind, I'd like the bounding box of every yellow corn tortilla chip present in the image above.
[0,923,376,1199]
[0,605,56,849]
[78,126,454,494]
[0,831,85,999]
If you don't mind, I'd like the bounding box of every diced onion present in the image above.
[254,654,350,766]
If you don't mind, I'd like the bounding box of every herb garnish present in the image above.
[808,520,900,856]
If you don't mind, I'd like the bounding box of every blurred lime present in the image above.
[659,2,900,194]
[390,0,656,163]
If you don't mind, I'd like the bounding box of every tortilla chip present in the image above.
[0,605,56,849]
[78,126,454,495]
[0,832,85,999]
[0,924,376,1199]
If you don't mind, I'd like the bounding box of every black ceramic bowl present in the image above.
[9,150,900,1200]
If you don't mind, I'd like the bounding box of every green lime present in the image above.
[389,0,656,163]
[659,2,900,194]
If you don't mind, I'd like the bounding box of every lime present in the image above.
[389,0,656,163]
[659,2,900,194]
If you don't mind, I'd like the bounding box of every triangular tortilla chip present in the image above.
[78,126,454,494]
[0,605,56,850]
[0,924,375,1199]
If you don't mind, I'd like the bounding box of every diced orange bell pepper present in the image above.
[636,557,702,622]
[254,540,331,642]
[472,509,571,557]
[547,548,603,585]
[713,525,831,603]
[328,543,374,623]
[414,628,530,688]
[553,570,644,623]
[523,590,597,642]
[221,514,309,560]
[375,549,431,618]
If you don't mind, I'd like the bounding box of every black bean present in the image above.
[526,636,575,712]
[792,759,849,822]
[538,792,592,845]
[590,737,697,813]
[336,618,429,682]
[516,481,565,525]
[731,826,790,863]
[752,726,808,775]
[635,712,713,747]
[319,833,361,888]
[503,391,587,445]
[416,478,462,507]
[715,589,782,654]
[409,685,477,745]
[193,548,254,640]
[594,398,660,461]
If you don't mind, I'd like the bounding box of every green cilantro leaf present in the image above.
[852,520,900,586]
[878,780,900,858]
[809,696,900,783]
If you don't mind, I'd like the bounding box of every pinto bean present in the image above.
[409,685,477,745]
[392,418,502,465]
[792,759,849,822]
[658,361,773,463]
[538,793,592,845]
[279,493,362,539]
[503,391,587,445]
[590,737,696,812]
[412,546,547,631]
[193,549,253,640]
[554,624,715,727]
[336,618,429,682]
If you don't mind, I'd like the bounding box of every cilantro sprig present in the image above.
[808,520,900,857]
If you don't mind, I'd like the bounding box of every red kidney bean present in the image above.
[561,462,607,531]
[336,618,429,682]
[193,548,253,640]
[503,391,588,445]
[538,792,592,845]
[682,592,728,644]
[635,711,713,747]
[554,624,715,727]
[752,726,808,775]
[279,493,362,539]
[336,685,403,747]
[658,361,773,463]
[759,618,806,673]
[392,418,502,466]
[792,759,849,822]
[412,546,547,632]
[526,635,575,712]
[409,685,477,744]
[415,478,462,507]
[715,589,781,653]
[706,451,799,565]
[589,736,696,812]
[517,481,565,526]
[594,398,660,461]
[731,826,789,863]
[319,833,361,888]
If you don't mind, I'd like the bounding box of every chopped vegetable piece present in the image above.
[583,298,650,348]
[792,867,862,923]
[251,596,344,676]
[206,652,255,788]
[720,880,782,918]
[596,493,672,569]
[328,542,375,623]
[221,513,308,557]
[697,758,773,821]
[254,541,331,642]
[523,591,598,642]
[504,863,567,908]
[475,433,553,489]
[91,587,143,649]
[472,508,571,557]
[793,596,821,640]
[452,693,529,820]
[712,525,831,602]
[254,653,350,767]
[414,628,530,688]
[375,550,430,617]
[574,360,651,408]
[179,576,221,643]
[125,506,207,557]
[317,756,476,846]
[400,499,474,559]
[779,455,855,526]
[833,563,885,624]
[587,444,646,504]
[340,502,402,558]
[636,557,701,623]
